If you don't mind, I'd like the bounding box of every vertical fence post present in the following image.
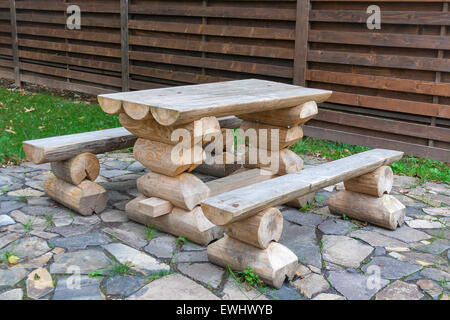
[120,0,129,92]
[293,0,310,86]
[9,0,20,87]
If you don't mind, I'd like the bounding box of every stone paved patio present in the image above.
[0,153,448,300]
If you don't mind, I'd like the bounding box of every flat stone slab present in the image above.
[49,225,94,238]
[105,275,148,297]
[8,188,45,197]
[102,227,147,250]
[103,243,170,275]
[174,250,208,263]
[283,210,325,227]
[367,225,431,243]
[327,271,389,300]
[0,268,28,287]
[49,232,112,250]
[279,222,322,269]
[128,273,219,300]
[318,219,356,235]
[12,252,53,269]
[50,249,111,275]
[415,239,449,255]
[177,263,224,290]
[26,268,54,299]
[292,273,330,299]
[375,280,423,300]
[420,268,450,282]
[53,276,104,300]
[406,219,443,229]
[312,293,346,300]
[0,232,22,250]
[0,288,23,300]
[417,279,443,299]
[361,256,422,280]
[322,235,373,268]
[144,235,177,259]
[0,201,25,214]
[350,230,409,250]
[100,209,129,223]
[0,236,50,259]
[22,206,72,218]
[267,284,303,301]
[0,215,15,227]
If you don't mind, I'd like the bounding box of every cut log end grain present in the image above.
[224,207,283,249]
[98,96,123,114]
[123,101,151,120]
[137,171,210,211]
[151,107,181,126]
[207,235,298,289]
[328,190,405,230]
[44,176,107,216]
[238,101,318,128]
[126,196,223,246]
[344,166,394,198]
[51,153,100,185]
[287,192,316,209]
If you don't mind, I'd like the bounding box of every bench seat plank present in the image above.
[201,149,404,226]
[23,127,137,164]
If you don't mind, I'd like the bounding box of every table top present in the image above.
[99,79,332,126]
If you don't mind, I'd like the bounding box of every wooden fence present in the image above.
[0,0,449,161]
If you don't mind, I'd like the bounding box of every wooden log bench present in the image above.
[201,148,405,288]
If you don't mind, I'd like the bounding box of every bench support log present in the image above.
[207,235,298,289]
[44,177,107,216]
[344,166,394,198]
[126,196,223,246]
[51,153,100,185]
[328,191,405,230]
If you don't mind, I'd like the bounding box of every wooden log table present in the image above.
[98,79,332,252]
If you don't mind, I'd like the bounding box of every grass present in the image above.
[0,87,120,164]
[291,137,449,184]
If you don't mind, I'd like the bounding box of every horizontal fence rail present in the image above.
[0,0,449,161]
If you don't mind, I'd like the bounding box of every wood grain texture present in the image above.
[22,127,136,164]
[240,121,304,150]
[344,166,393,198]
[328,191,405,230]
[44,176,107,216]
[245,148,304,175]
[133,138,203,177]
[207,235,298,289]
[98,79,332,126]
[238,101,318,128]
[137,171,210,211]
[224,207,283,249]
[201,149,403,226]
[50,153,100,185]
[126,196,223,246]
[138,197,173,218]
[286,192,316,209]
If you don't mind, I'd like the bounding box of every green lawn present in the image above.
[0,87,448,184]
[0,87,120,164]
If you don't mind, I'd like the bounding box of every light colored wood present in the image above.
[240,121,303,150]
[194,163,242,178]
[206,168,274,197]
[50,153,100,185]
[98,96,123,114]
[245,148,304,175]
[137,171,210,211]
[126,196,223,246]
[224,207,283,249]
[22,127,136,164]
[239,101,318,128]
[207,235,298,289]
[138,197,173,218]
[328,191,405,230]
[120,114,220,147]
[123,101,151,120]
[201,149,404,226]
[44,176,107,216]
[287,192,316,209]
[344,166,394,197]
[133,138,204,177]
[98,79,332,126]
